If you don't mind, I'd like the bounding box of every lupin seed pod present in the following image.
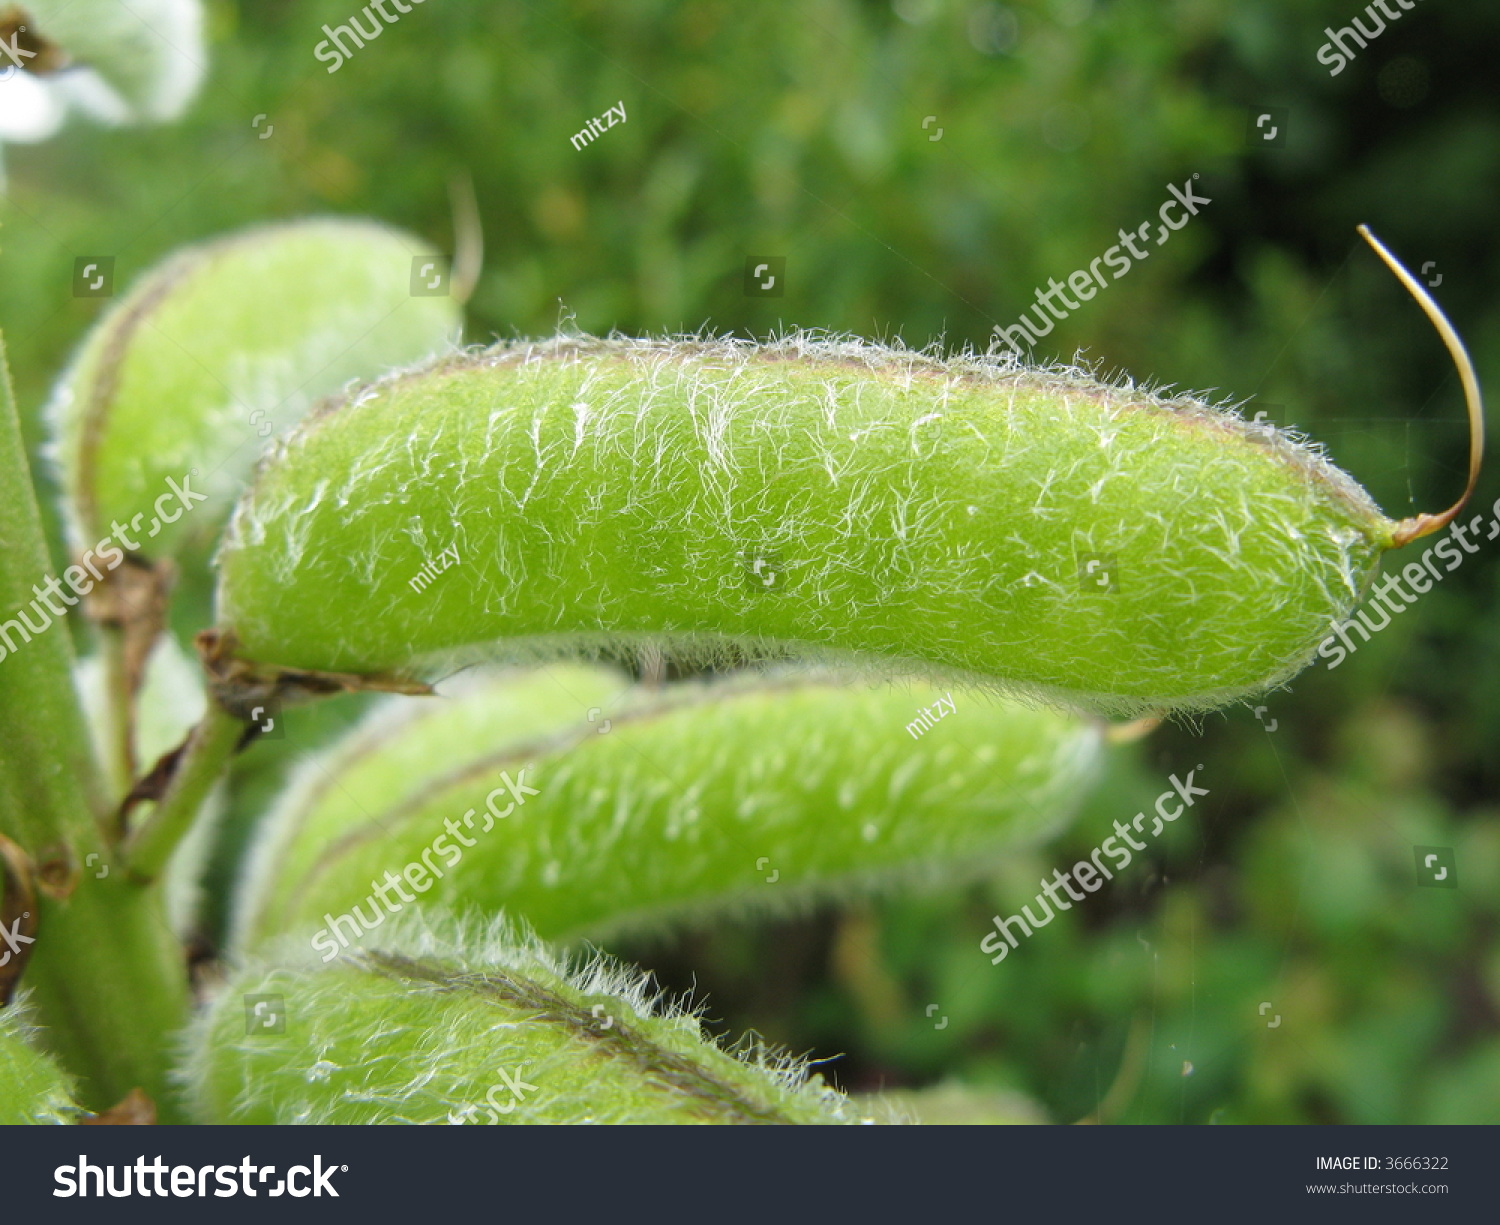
[210,228,1479,714]
[214,336,1392,715]
[186,919,873,1125]
[48,219,462,562]
[232,666,1103,950]
[0,1002,80,1124]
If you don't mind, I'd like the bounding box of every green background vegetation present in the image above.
[2,0,1496,1122]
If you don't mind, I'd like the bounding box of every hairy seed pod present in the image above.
[0,1001,80,1124]
[232,666,1103,950]
[187,919,873,1124]
[214,335,1395,713]
[48,219,461,561]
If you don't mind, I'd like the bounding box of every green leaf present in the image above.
[186,917,875,1124]
[212,336,1394,714]
[232,666,1102,950]
[48,219,462,565]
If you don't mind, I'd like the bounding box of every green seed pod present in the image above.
[232,667,1102,950]
[213,334,1395,714]
[186,919,873,1124]
[0,999,81,1124]
[48,219,462,562]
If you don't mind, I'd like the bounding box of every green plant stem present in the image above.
[124,701,243,882]
[101,629,136,793]
[0,333,189,1118]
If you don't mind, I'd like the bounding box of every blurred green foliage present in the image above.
[1,0,1495,1123]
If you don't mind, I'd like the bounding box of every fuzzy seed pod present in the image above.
[186,918,874,1124]
[214,335,1394,714]
[232,666,1102,950]
[48,219,462,561]
[0,999,80,1124]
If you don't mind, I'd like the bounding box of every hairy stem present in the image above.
[0,334,189,1117]
[124,701,243,882]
